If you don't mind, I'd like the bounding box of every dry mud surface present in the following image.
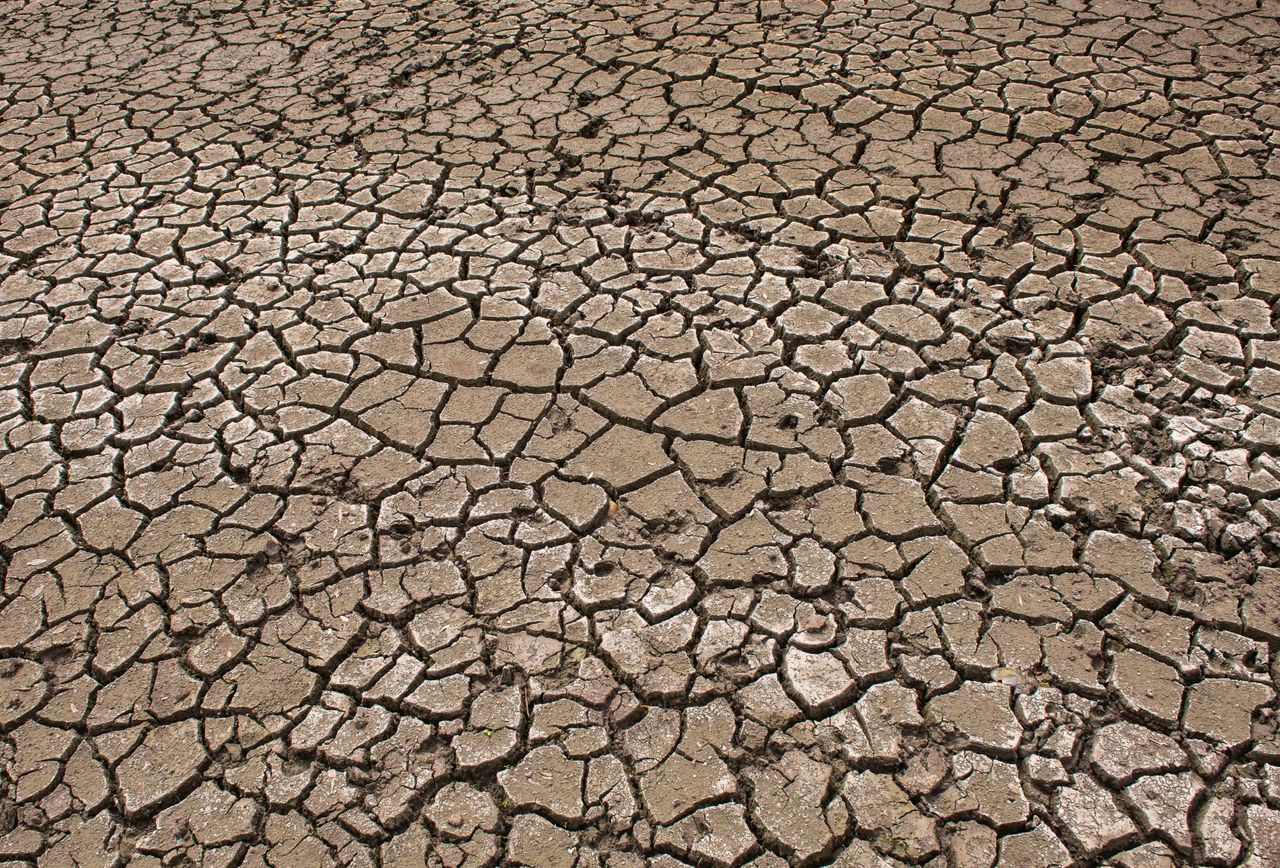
[0,0,1279,865]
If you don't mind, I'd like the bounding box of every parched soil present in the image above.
[0,0,1279,865]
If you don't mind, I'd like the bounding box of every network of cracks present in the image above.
[1,0,1280,865]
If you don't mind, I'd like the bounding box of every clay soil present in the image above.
[1,0,1279,865]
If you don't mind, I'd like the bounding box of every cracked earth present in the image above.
[0,0,1279,865]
